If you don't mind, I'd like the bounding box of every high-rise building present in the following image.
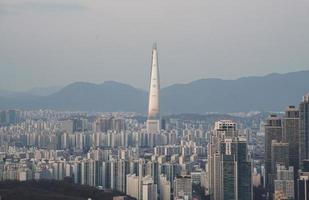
[283,106,300,182]
[0,110,21,126]
[208,120,252,200]
[146,44,160,134]
[73,118,88,132]
[174,175,192,200]
[159,174,171,200]
[126,173,157,200]
[115,159,129,193]
[264,114,282,190]
[274,165,294,200]
[214,120,237,137]
[297,160,309,200]
[142,176,157,200]
[221,138,252,200]
[94,117,126,133]
[300,94,309,167]
[60,120,74,133]
[271,140,289,176]
[126,174,139,199]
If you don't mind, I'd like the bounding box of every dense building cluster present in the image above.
[262,94,309,200]
[0,108,270,200]
[0,99,307,200]
[0,110,21,126]
[0,45,308,200]
[0,111,212,200]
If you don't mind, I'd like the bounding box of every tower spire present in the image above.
[146,44,160,134]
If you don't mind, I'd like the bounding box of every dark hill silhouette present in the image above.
[0,70,309,113]
[161,70,309,113]
[0,180,132,200]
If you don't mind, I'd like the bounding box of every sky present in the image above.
[0,0,309,91]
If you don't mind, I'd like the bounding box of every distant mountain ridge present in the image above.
[27,85,62,96]
[0,70,309,113]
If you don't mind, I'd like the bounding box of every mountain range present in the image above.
[1,70,309,113]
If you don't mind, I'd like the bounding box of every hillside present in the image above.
[0,180,131,200]
[0,70,309,113]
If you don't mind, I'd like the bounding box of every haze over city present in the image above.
[1,1,309,200]
[1,0,309,91]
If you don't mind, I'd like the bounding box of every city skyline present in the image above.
[1,0,309,199]
[0,92,309,199]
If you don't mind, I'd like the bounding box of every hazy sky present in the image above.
[1,0,309,91]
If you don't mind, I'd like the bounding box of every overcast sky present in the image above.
[0,0,309,91]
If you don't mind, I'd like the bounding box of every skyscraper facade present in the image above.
[208,120,252,200]
[146,44,160,134]
[283,106,300,179]
[298,160,309,200]
[174,175,192,200]
[282,105,300,197]
[274,165,294,200]
[264,114,283,191]
[271,140,289,177]
[159,174,171,200]
[142,176,157,200]
[300,94,309,167]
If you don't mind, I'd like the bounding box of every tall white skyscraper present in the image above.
[146,44,160,134]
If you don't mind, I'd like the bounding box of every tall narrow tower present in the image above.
[300,94,309,166]
[146,44,160,133]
